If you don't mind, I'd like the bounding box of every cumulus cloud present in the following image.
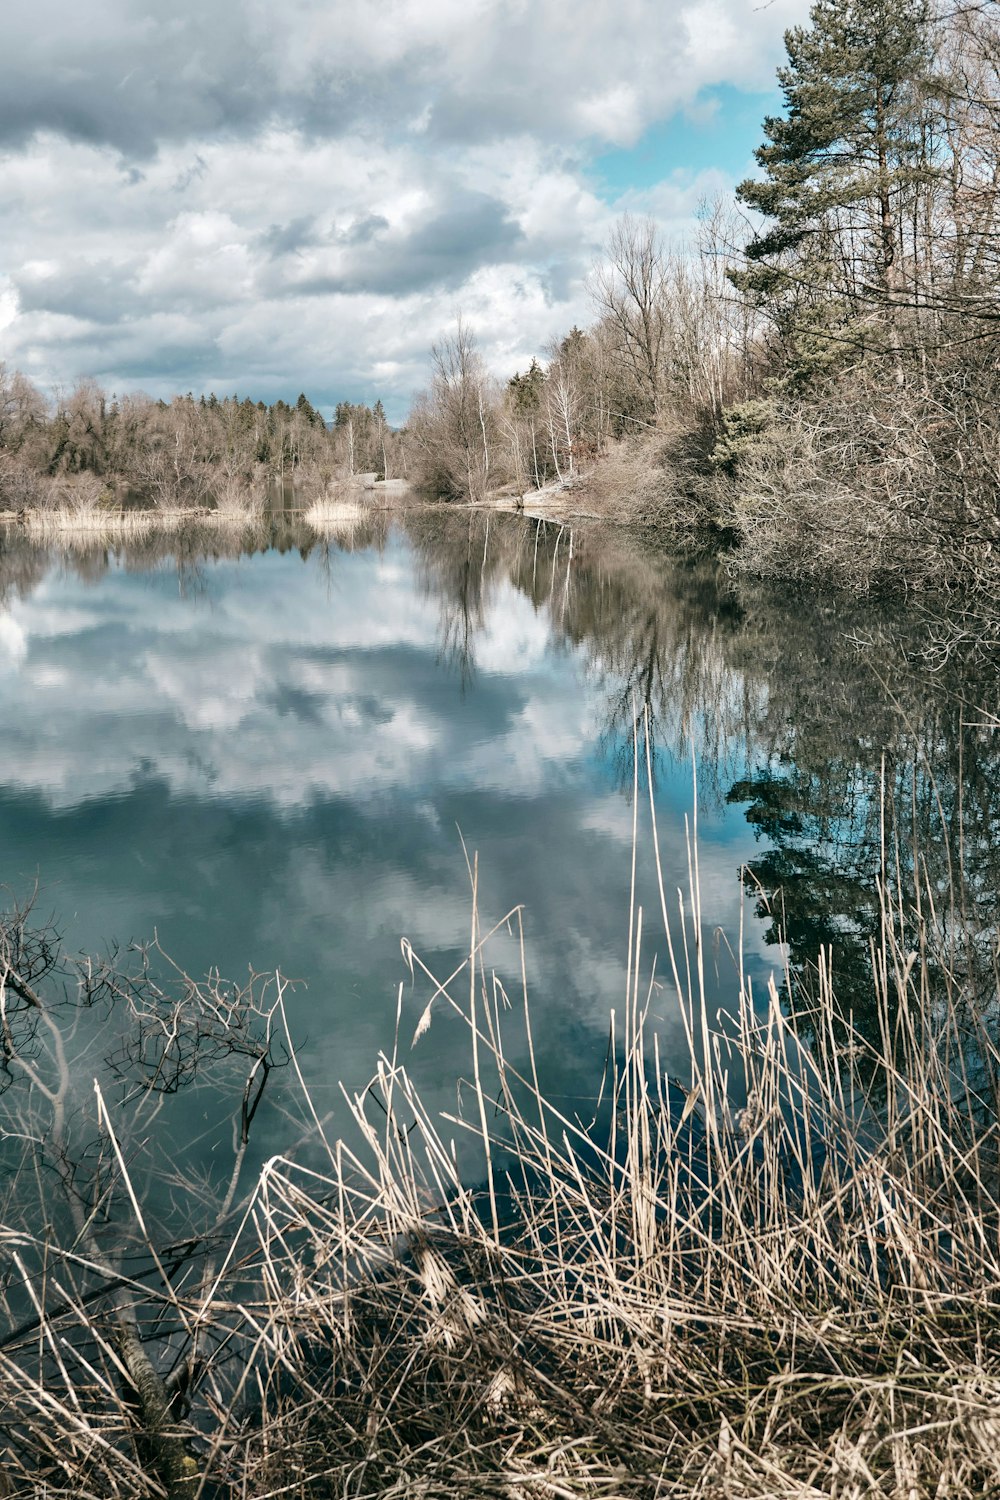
[0,0,807,154]
[0,0,810,414]
[291,190,527,298]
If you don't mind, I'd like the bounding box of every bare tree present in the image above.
[411,319,503,500]
[591,214,668,424]
[0,365,46,452]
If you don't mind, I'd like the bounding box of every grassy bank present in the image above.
[2,760,999,1497]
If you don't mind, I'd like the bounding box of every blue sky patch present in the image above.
[590,84,783,201]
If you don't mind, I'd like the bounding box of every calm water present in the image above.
[1,510,997,1199]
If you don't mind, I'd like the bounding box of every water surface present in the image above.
[1,511,997,1188]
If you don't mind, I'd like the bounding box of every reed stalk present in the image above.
[2,759,1000,1496]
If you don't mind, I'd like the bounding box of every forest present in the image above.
[0,377,406,517]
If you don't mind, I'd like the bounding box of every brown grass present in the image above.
[2,742,1000,1495]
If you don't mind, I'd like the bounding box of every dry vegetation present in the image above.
[2,736,1000,1496]
[0,378,408,531]
[722,359,1000,595]
[303,494,372,527]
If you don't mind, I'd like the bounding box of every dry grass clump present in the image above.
[304,482,377,534]
[578,429,718,535]
[303,479,415,533]
[22,471,111,523]
[23,511,161,542]
[304,497,369,526]
[222,811,1000,1498]
[3,760,1000,1495]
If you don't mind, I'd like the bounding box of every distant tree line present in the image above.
[410,0,1000,595]
[0,375,407,513]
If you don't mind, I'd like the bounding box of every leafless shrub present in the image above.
[0,903,285,1496]
[206,463,269,519]
[725,353,1000,596]
[0,455,47,513]
[578,428,721,534]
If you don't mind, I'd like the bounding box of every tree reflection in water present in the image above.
[404,509,1000,1103]
[2,508,999,1104]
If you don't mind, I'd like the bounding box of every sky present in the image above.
[0,0,809,423]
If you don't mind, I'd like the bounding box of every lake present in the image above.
[0,508,997,1202]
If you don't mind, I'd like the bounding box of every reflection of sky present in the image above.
[0,530,778,1164]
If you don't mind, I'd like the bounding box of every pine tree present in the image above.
[732,0,933,384]
[507,358,546,414]
[296,392,324,429]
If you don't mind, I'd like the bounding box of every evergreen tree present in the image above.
[296,392,325,429]
[732,0,933,383]
[560,327,588,363]
[507,358,546,413]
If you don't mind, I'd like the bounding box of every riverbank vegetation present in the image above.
[3,762,1000,1496]
[0,374,406,521]
[408,0,1000,600]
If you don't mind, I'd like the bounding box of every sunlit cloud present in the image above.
[0,0,810,414]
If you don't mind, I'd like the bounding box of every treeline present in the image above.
[410,0,1000,595]
[0,375,406,513]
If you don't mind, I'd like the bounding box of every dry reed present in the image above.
[304,487,375,537]
[2,739,1000,1496]
[23,508,161,540]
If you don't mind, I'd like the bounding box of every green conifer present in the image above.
[732,0,932,383]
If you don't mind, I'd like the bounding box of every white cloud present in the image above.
[0,0,812,411]
[575,85,643,147]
